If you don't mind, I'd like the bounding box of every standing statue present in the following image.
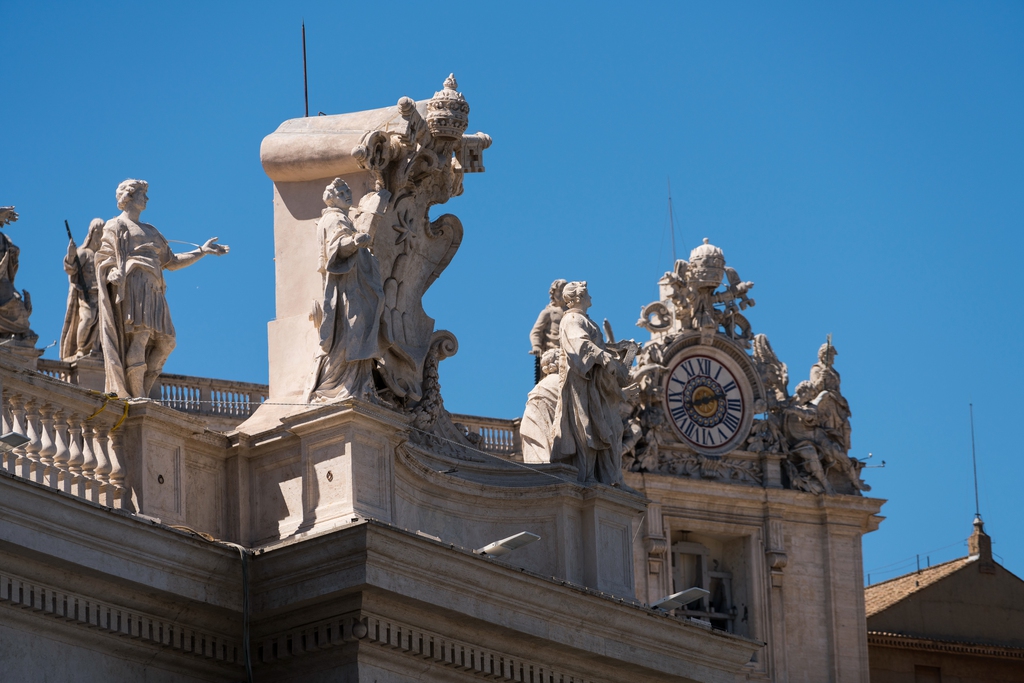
[95,179,229,398]
[520,348,562,463]
[552,281,630,486]
[0,206,36,343]
[306,178,392,403]
[60,218,104,361]
[528,279,567,384]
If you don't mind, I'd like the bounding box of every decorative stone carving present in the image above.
[521,348,562,463]
[551,282,634,486]
[0,206,38,347]
[637,238,755,347]
[629,241,870,496]
[346,74,492,405]
[96,180,229,398]
[306,179,392,403]
[60,218,104,361]
[529,279,567,383]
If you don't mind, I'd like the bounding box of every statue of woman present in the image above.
[307,178,391,403]
[95,179,228,398]
[60,218,104,361]
[521,348,562,463]
[552,281,629,485]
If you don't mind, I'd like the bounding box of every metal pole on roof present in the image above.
[970,403,981,520]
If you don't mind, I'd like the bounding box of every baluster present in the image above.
[107,428,125,509]
[6,394,25,474]
[80,422,98,499]
[52,410,70,490]
[37,404,57,486]
[22,400,41,481]
[65,414,84,496]
[1,388,9,434]
[93,424,111,484]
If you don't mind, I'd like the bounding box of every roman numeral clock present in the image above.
[664,347,754,456]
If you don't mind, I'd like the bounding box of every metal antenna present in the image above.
[970,403,981,520]
[667,177,677,262]
[302,21,309,117]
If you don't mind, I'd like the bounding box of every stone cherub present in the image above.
[528,279,567,384]
[551,281,633,486]
[0,206,36,343]
[96,180,229,398]
[60,218,104,361]
[306,178,392,403]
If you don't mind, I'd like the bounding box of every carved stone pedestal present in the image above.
[234,399,646,598]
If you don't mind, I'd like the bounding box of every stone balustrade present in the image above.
[37,359,268,424]
[450,413,521,458]
[1,359,128,509]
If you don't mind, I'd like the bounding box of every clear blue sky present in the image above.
[3,2,1022,580]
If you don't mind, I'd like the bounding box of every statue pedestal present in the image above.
[235,400,646,598]
[0,339,42,372]
[69,356,105,392]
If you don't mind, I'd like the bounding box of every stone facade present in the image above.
[0,75,889,682]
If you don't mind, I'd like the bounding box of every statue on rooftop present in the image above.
[637,239,755,346]
[60,218,104,361]
[551,281,633,486]
[0,206,37,344]
[306,178,392,403]
[521,348,562,463]
[95,179,229,398]
[529,279,567,384]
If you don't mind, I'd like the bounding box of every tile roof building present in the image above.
[866,519,1024,683]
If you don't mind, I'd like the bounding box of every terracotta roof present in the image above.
[865,556,973,617]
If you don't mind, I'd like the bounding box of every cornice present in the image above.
[867,631,1024,661]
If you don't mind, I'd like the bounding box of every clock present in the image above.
[664,349,751,455]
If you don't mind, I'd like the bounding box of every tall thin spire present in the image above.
[970,403,981,520]
[667,177,677,263]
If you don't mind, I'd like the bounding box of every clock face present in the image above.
[665,354,747,453]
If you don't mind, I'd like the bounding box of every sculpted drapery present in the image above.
[552,283,626,486]
[520,349,561,463]
[96,179,228,398]
[60,218,103,361]
[307,183,389,402]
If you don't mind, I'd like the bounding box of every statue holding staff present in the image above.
[60,218,104,361]
[95,179,229,398]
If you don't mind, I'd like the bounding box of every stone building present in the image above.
[0,75,885,681]
[865,519,1024,682]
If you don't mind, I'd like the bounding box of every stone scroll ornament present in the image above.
[0,206,38,346]
[346,74,491,406]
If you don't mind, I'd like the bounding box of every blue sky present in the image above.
[3,2,1022,579]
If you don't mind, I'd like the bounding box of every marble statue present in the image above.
[96,180,229,398]
[307,178,392,403]
[0,206,36,343]
[60,218,104,361]
[551,281,631,486]
[781,381,836,494]
[520,348,562,463]
[347,74,492,405]
[637,239,755,346]
[529,279,567,383]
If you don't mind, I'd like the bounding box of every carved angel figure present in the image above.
[60,218,104,361]
[96,179,229,398]
[521,348,562,463]
[551,282,630,486]
[307,179,391,403]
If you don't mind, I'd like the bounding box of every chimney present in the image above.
[968,517,996,574]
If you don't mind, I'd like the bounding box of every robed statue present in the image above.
[60,218,104,361]
[307,178,392,402]
[0,206,35,342]
[96,179,229,398]
[551,281,631,486]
